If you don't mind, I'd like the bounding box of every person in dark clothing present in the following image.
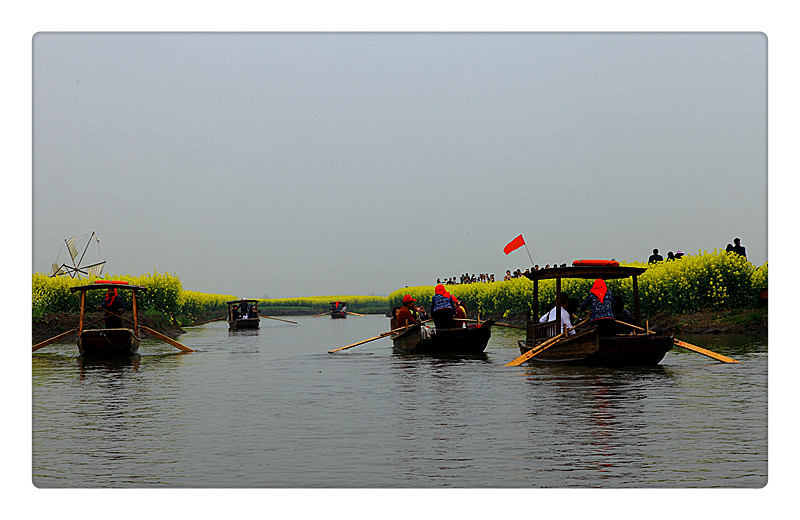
[430,284,456,329]
[579,279,616,337]
[667,251,676,261]
[648,249,664,264]
[731,238,747,259]
[97,287,124,328]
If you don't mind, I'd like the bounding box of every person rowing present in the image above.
[97,287,124,328]
[430,284,457,329]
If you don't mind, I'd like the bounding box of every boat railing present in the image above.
[526,321,558,344]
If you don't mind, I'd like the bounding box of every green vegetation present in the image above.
[388,251,767,319]
[32,251,767,326]
[257,295,389,315]
[31,272,389,325]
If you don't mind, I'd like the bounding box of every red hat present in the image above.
[403,294,417,303]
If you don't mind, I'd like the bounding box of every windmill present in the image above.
[50,231,106,279]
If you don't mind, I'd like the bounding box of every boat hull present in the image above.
[392,321,493,355]
[517,328,673,366]
[228,318,260,329]
[77,328,140,357]
[330,312,347,318]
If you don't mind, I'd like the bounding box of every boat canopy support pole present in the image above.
[633,275,641,325]
[78,290,86,335]
[132,289,139,332]
[555,277,562,332]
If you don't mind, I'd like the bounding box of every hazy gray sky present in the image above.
[32,32,767,298]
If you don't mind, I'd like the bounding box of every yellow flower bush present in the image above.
[389,251,766,317]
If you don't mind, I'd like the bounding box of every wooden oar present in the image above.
[260,315,298,325]
[673,339,739,364]
[139,325,195,353]
[504,318,590,367]
[455,318,525,330]
[192,316,227,326]
[614,319,739,364]
[32,315,108,352]
[311,312,329,318]
[328,319,433,353]
[344,311,365,317]
[114,313,196,353]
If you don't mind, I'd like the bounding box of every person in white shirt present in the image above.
[539,293,576,336]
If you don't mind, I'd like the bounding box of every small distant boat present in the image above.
[518,263,673,366]
[227,299,261,329]
[330,301,347,319]
[390,319,494,355]
[69,280,147,357]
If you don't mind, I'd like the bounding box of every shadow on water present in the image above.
[78,354,141,374]
[392,352,490,364]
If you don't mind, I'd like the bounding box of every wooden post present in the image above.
[555,277,561,333]
[78,290,86,335]
[132,288,139,333]
[633,275,641,325]
[533,279,539,318]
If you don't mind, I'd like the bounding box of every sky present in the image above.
[30,31,767,298]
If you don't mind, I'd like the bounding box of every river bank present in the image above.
[32,307,767,345]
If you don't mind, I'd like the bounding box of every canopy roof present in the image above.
[523,265,647,282]
[70,283,148,292]
[227,299,259,304]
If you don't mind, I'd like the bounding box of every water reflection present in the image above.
[78,354,141,379]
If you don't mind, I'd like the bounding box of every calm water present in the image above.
[32,315,767,488]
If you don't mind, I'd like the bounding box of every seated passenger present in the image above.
[539,293,575,336]
[396,295,418,328]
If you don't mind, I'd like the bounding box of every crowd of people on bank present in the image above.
[648,236,746,264]
[437,237,749,286]
[405,236,751,334]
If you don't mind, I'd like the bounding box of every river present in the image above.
[31,314,767,488]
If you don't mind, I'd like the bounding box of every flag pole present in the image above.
[524,243,534,266]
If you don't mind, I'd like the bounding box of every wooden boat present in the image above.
[329,301,347,318]
[69,280,147,358]
[227,299,261,329]
[518,263,673,366]
[391,319,494,355]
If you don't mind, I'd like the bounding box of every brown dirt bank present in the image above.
[478,308,767,335]
[32,312,186,345]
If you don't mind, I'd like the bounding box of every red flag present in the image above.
[503,234,526,255]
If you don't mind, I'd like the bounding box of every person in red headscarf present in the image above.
[430,284,457,329]
[97,287,125,328]
[396,295,418,328]
[579,279,616,336]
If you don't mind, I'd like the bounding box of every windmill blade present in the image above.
[66,235,78,261]
[86,261,105,277]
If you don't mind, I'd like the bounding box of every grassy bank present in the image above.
[388,251,767,324]
[32,271,390,336]
[32,251,767,340]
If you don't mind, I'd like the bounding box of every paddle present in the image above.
[504,318,590,367]
[312,312,329,318]
[614,319,739,364]
[139,325,196,353]
[32,315,109,352]
[113,313,196,353]
[673,339,739,364]
[192,316,227,326]
[454,318,525,330]
[260,315,298,325]
[344,311,365,317]
[328,319,433,353]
